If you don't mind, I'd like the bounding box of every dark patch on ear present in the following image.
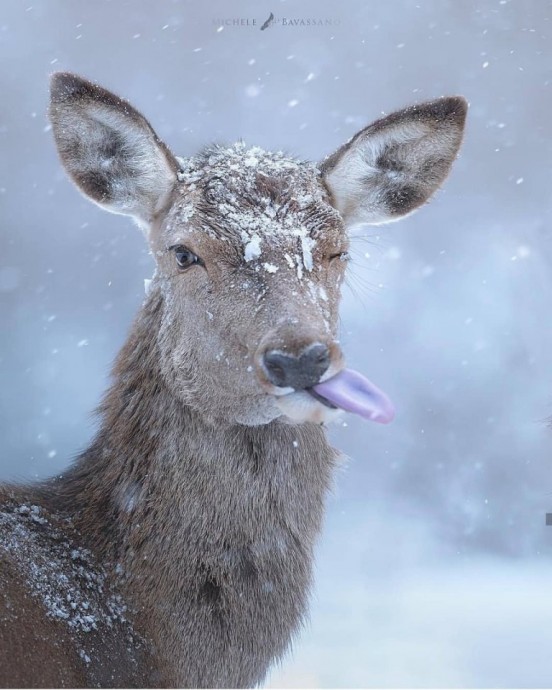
[99,128,126,160]
[418,155,453,187]
[77,170,112,203]
[58,126,129,204]
[375,145,408,175]
[385,184,425,216]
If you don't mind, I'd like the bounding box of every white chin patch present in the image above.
[275,390,344,425]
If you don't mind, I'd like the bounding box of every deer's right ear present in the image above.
[49,72,178,228]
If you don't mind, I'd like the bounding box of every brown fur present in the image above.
[0,73,466,688]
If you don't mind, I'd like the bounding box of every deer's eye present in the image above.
[329,251,350,263]
[171,245,202,270]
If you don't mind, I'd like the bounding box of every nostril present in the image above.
[302,343,330,381]
[309,344,331,368]
[262,351,291,388]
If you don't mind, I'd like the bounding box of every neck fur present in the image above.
[39,290,337,686]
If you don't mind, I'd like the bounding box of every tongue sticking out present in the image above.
[311,368,395,424]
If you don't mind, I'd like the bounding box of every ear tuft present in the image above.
[49,72,178,225]
[51,71,97,104]
[321,95,467,228]
[420,95,468,125]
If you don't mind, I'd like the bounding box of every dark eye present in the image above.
[171,245,202,270]
[329,251,350,263]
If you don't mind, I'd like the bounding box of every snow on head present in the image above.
[173,142,343,277]
[244,233,262,262]
[301,236,316,271]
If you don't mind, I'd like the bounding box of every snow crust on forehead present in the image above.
[174,142,341,278]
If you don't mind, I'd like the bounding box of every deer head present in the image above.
[49,73,466,427]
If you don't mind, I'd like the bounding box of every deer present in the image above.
[0,72,467,688]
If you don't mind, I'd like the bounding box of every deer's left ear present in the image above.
[320,96,467,228]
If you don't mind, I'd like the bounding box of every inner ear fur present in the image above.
[321,96,467,227]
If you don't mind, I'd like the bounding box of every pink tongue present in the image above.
[312,368,395,424]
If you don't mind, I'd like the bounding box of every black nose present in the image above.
[263,343,331,390]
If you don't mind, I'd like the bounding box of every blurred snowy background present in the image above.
[1,0,552,686]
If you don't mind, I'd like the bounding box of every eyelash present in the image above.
[329,252,350,262]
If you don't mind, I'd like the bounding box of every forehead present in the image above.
[163,143,344,273]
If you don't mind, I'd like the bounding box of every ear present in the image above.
[49,72,178,227]
[320,96,467,228]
